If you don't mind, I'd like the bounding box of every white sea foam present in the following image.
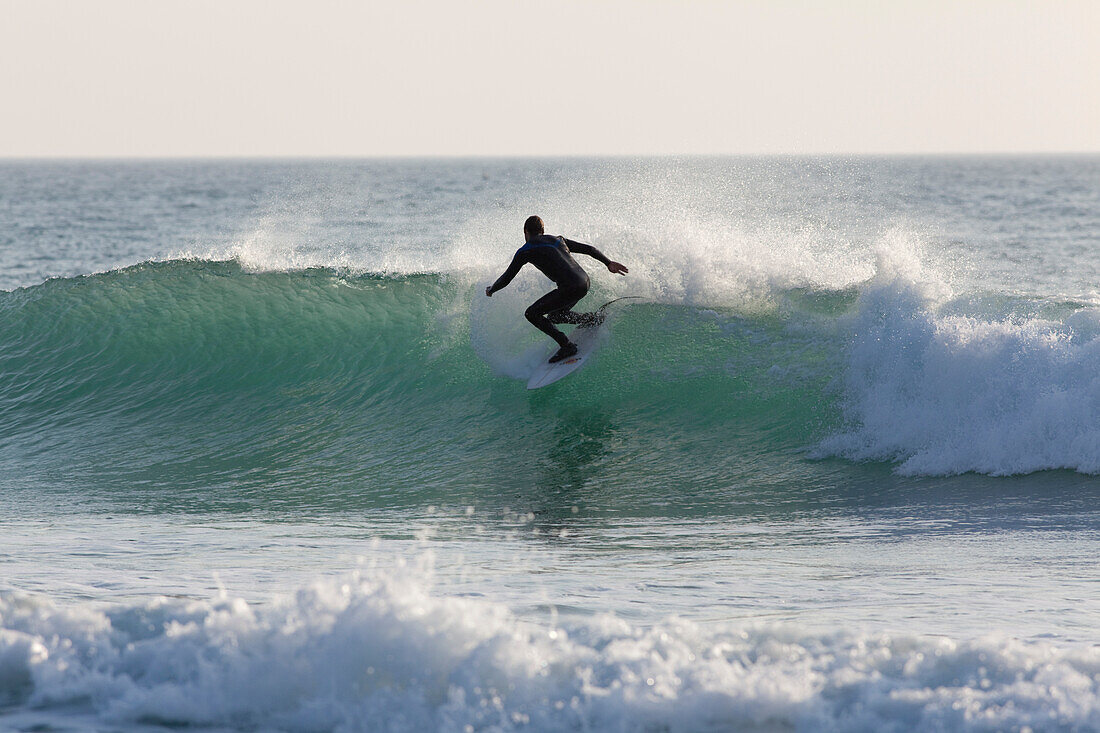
[2,573,1099,732]
[820,238,1100,476]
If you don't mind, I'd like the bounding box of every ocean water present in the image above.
[1,156,1099,731]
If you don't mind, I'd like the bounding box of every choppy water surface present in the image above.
[1,156,1099,731]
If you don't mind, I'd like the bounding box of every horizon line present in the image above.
[2,150,1099,162]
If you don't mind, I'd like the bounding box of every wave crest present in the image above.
[819,262,1100,475]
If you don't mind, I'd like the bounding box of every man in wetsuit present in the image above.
[485,215,628,363]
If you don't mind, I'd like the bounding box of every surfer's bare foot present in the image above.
[549,342,578,363]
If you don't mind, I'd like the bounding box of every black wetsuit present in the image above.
[487,234,613,347]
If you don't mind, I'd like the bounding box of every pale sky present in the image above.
[1,0,1097,157]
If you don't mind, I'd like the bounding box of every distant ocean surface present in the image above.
[2,156,1100,731]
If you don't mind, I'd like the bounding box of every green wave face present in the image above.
[0,260,852,515]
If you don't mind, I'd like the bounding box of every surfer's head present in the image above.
[523,215,544,241]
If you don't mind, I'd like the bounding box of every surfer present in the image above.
[485,215,628,363]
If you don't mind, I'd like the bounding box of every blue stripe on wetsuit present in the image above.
[518,239,565,253]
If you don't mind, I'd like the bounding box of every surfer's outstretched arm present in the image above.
[564,239,629,275]
[486,253,524,296]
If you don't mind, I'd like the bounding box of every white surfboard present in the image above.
[526,297,639,390]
